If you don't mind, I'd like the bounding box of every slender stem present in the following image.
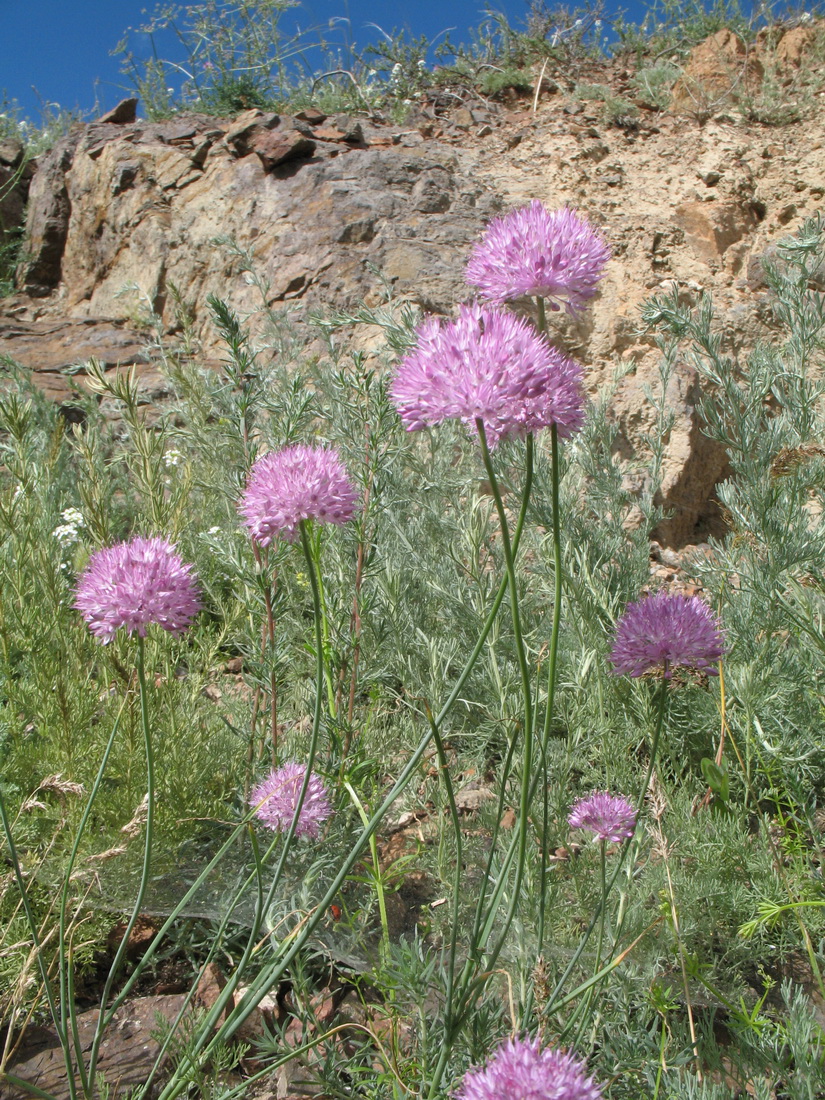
[155,524,329,1098]
[244,619,268,798]
[58,705,125,1098]
[310,525,338,718]
[302,522,327,761]
[262,571,279,764]
[597,839,607,976]
[475,419,534,840]
[540,426,563,748]
[344,781,390,963]
[262,520,327,899]
[251,541,278,764]
[424,703,463,1079]
[638,670,669,816]
[468,722,520,952]
[181,446,539,1089]
[87,636,155,1094]
[543,674,670,1021]
[525,296,562,1025]
[653,1011,668,1100]
[346,421,374,736]
[430,423,535,1095]
[438,433,534,729]
[570,839,609,1047]
[528,422,563,1023]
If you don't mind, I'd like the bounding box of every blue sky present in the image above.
[1,0,641,122]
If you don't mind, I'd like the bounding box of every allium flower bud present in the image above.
[568,791,637,843]
[392,303,585,447]
[249,763,331,838]
[456,1036,603,1100]
[74,537,200,643]
[239,444,359,546]
[609,591,726,679]
[466,201,610,313]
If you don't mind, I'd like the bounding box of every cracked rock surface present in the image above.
[3,35,825,544]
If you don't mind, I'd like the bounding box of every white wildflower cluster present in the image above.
[164,449,184,468]
[389,62,403,91]
[52,507,86,548]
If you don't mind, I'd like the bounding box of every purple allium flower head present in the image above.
[568,791,637,843]
[239,444,359,546]
[609,591,726,679]
[466,202,611,313]
[456,1036,603,1100]
[249,762,331,838]
[392,303,586,448]
[74,536,200,644]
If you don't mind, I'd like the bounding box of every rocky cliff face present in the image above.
[2,28,824,545]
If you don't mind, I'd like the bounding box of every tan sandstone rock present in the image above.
[4,32,825,545]
[670,29,764,116]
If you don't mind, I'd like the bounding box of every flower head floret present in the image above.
[609,591,726,679]
[392,303,586,447]
[239,444,359,546]
[568,791,636,843]
[249,763,331,838]
[456,1036,602,1100]
[74,536,200,643]
[466,201,610,313]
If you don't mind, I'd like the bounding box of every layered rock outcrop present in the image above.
[3,26,825,544]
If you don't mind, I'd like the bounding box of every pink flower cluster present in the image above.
[456,1036,602,1100]
[466,201,611,313]
[74,536,200,644]
[239,444,359,545]
[249,762,331,838]
[568,791,637,843]
[610,591,726,679]
[392,200,610,448]
[392,303,585,447]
